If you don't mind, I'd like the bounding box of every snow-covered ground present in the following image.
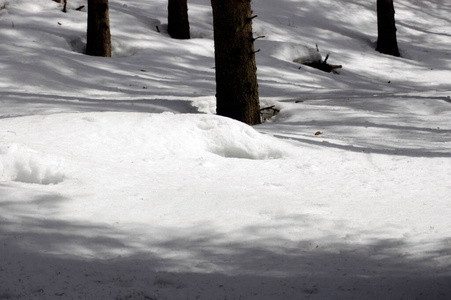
[1,0,450,299]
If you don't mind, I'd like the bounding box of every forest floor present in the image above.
[1,0,450,299]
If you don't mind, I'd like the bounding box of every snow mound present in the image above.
[0,144,65,185]
[265,41,321,63]
[0,113,288,178]
[192,115,285,159]
[103,113,287,160]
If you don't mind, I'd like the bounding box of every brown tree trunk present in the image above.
[376,0,400,57]
[211,0,261,125]
[168,0,190,39]
[86,0,111,57]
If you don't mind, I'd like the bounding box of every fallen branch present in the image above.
[303,61,342,73]
[260,105,280,121]
[299,45,342,74]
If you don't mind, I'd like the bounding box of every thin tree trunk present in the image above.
[211,0,261,125]
[376,0,400,56]
[168,0,190,39]
[86,0,111,57]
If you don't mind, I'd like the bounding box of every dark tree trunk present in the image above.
[168,0,190,39]
[211,0,261,125]
[376,0,400,56]
[86,0,111,57]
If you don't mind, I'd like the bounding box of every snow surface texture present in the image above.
[1,0,450,299]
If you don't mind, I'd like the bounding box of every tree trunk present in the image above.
[376,0,400,57]
[86,0,111,57]
[168,0,190,39]
[211,0,261,125]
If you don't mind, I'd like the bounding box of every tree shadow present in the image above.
[0,91,200,117]
[1,185,450,299]
[0,0,216,119]
[266,117,451,158]
[252,0,450,102]
[257,89,451,158]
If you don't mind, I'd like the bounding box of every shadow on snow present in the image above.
[0,186,450,299]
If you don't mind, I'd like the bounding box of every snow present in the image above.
[1,0,450,299]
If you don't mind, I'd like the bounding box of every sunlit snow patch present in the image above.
[76,113,287,161]
[0,144,65,184]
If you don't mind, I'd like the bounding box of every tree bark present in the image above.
[376,0,400,56]
[211,0,261,125]
[168,0,190,39]
[86,0,111,57]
